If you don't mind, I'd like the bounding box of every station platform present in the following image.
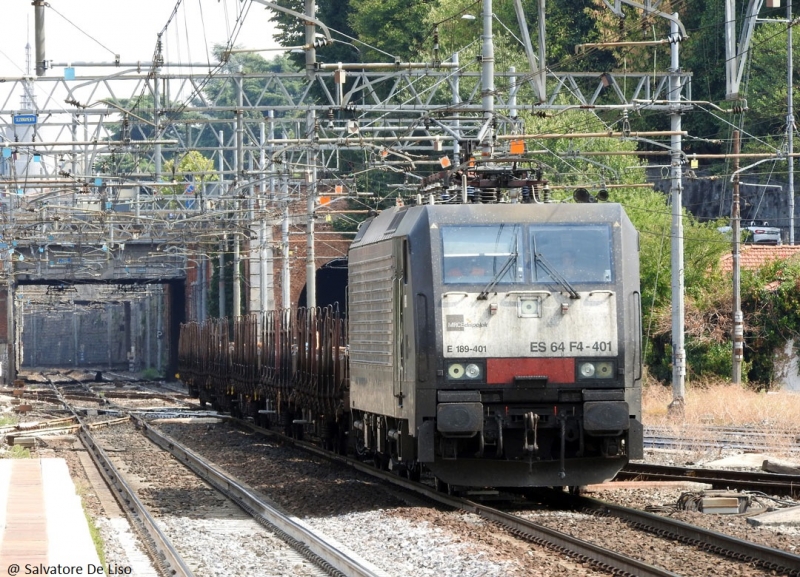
[0,458,103,575]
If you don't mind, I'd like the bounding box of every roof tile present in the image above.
[719,245,800,273]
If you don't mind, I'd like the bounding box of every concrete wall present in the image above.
[20,289,167,372]
[23,307,125,367]
[773,340,800,392]
[651,169,795,238]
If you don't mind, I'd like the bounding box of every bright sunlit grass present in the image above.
[643,381,800,430]
[642,381,800,458]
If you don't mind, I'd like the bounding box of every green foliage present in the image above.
[4,445,31,459]
[741,21,800,148]
[349,0,432,62]
[84,508,106,570]
[270,0,359,70]
[208,50,304,111]
[161,151,218,195]
[686,341,733,379]
[741,259,800,386]
[0,414,17,427]
[140,367,162,380]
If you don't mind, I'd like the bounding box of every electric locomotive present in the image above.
[348,201,642,489]
[179,200,643,490]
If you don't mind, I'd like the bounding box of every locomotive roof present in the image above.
[350,202,631,247]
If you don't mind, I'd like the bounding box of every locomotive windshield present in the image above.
[531,224,613,283]
[442,224,523,284]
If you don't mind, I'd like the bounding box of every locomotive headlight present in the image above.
[518,296,541,318]
[465,363,481,379]
[578,362,596,378]
[448,363,465,379]
[577,361,615,379]
[595,362,613,378]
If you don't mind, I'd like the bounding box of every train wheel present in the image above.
[375,452,390,471]
[406,461,421,482]
[334,425,348,455]
[280,412,293,437]
[434,477,450,493]
[568,485,585,496]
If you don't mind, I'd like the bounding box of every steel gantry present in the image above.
[0,0,701,389]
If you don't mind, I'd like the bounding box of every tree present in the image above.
[270,0,360,69]
[348,0,432,62]
[161,150,218,195]
[738,20,800,151]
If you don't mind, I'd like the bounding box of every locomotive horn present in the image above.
[573,187,594,203]
[596,188,609,202]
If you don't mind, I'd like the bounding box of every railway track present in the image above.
[40,377,193,577]
[303,429,800,576]
[533,490,800,576]
[155,418,681,577]
[167,416,800,576]
[618,462,800,497]
[644,425,800,454]
[22,371,800,576]
[41,375,388,577]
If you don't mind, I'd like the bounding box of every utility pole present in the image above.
[6,278,14,385]
[788,0,795,245]
[265,117,275,313]
[233,67,243,318]
[732,131,743,383]
[481,0,495,156]
[450,53,461,161]
[304,0,317,310]
[218,129,226,319]
[669,15,686,412]
[305,0,316,77]
[219,236,226,319]
[153,37,162,182]
[306,110,317,310]
[33,0,46,76]
[233,226,241,317]
[281,173,290,310]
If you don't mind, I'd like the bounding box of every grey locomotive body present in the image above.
[180,201,642,489]
[348,201,641,488]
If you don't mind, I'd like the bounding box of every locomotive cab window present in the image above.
[530,225,613,283]
[442,225,523,284]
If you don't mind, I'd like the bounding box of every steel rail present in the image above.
[136,418,390,577]
[41,376,195,577]
[646,425,800,438]
[465,500,680,577]
[644,436,800,455]
[619,463,800,497]
[78,428,196,577]
[232,420,678,577]
[569,494,800,575]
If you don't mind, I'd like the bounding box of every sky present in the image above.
[0,0,281,77]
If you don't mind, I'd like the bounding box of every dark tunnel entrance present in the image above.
[12,278,185,381]
[298,258,348,314]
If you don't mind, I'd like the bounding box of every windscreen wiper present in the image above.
[478,251,517,300]
[534,252,580,299]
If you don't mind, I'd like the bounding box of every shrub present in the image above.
[141,367,161,380]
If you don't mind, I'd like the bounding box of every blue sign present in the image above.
[12,114,37,125]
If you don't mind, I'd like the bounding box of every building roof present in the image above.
[719,245,800,273]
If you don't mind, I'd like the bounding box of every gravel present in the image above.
[7,374,799,577]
